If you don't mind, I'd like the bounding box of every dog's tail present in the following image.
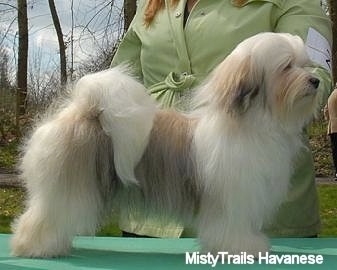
[72,67,157,185]
[22,67,157,191]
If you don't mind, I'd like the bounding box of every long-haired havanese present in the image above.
[11,32,320,258]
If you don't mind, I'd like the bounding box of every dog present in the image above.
[11,32,319,258]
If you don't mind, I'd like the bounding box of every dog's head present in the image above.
[197,32,320,129]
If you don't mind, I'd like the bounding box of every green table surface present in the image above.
[0,234,336,269]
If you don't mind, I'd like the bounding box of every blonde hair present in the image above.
[144,0,179,27]
[144,0,248,26]
[231,0,248,7]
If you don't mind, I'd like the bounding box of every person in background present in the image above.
[325,88,337,181]
[111,0,332,238]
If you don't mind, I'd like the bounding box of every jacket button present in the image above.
[175,11,182,18]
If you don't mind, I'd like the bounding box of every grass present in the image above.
[317,184,337,236]
[0,188,25,233]
[0,139,19,172]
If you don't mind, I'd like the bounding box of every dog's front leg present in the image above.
[197,194,270,257]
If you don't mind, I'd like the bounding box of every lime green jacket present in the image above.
[112,0,332,237]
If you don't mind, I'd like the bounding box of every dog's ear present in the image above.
[211,55,261,116]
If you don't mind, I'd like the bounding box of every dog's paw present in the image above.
[11,233,71,258]
[203,232,270,258]
[11,212,72,258]
[229,233,270,258]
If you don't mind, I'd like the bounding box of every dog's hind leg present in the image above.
[11,68,156,258]
[11,104,105,258]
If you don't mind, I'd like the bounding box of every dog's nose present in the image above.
[309,77,320,89]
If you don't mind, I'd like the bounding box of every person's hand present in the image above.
[324,103,329,120]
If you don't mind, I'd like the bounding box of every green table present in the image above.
[0,234,336,269]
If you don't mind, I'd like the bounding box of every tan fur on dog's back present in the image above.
[134,110,199,219]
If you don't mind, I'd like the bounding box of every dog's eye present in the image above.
[283,62,292,71]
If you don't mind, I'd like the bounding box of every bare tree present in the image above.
[71,0,124,76]
[329,0,337,84]
[0,47,10,90]
[124,0,136,32]
[27,47,59,110]
[48,0,67,86]
[0,45,15,142]
[76,43,117,77]
[16,0,28,124]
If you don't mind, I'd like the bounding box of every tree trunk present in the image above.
[124,0,137,33]
[16,0,28,124]
[48,0,67,86]
[329,0,337,85]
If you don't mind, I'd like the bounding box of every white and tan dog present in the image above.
[11,32,319,258]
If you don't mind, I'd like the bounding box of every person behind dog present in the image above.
[111,0,332,238]
[325,88,337,181]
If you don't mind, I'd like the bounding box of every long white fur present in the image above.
[73,69,158,185]
[11,68,157,257]
[11,32,319,258]
[193,33,315,254]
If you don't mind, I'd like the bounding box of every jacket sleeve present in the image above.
[274,0,333,107]
[110,1,146,81]
[110,27,143,81]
